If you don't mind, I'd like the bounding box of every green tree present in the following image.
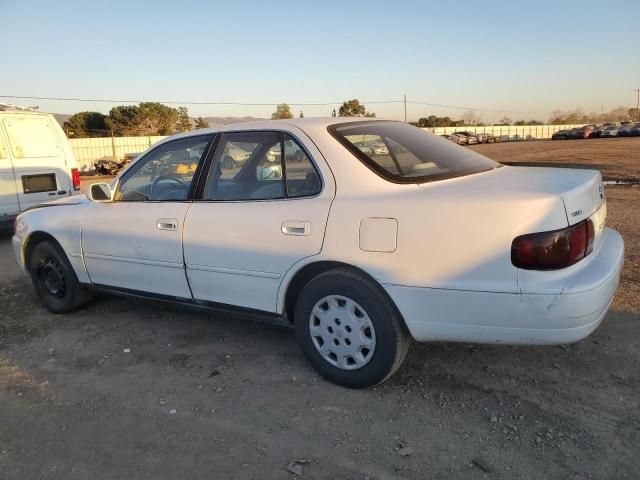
[514,119,544,126]
[106,105,140,135]
[108,102,179,136]
[271,103,293,119]
[338,99,375,117]
[63,111,108,137]
[194,117,209,129]
[136,102,179,135]
[175,106,192,132]
[417,115,460,128]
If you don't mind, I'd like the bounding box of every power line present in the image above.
[0,95,395,107]
[0,94,549,114]
[406,100,547,114]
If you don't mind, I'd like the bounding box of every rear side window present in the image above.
[3,116,61,158]
[329,121,498,183]
[205,131,321,201]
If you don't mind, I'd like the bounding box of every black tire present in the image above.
[29,240,92,314]
[294,268,411,388]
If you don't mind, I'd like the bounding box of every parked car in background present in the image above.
[574,126,596,139]
[480,133,500,143]
[473,132,496,144]
[447,133,469,145]
[12,118,623,388]
[452,131,479,145]
[600,126,619,137]
[370,143,389,155]
[0,104,80,227]
[565,128,581,139]
[629,123,640,136]
[588,126,606,138]
[617,123,636,137]
[552,129,570,140]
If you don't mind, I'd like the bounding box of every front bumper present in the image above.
[12,235,28,275]
[386,227,624,345]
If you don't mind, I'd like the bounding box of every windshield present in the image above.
[329,121,499,183]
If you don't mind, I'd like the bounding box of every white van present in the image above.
[0,105,80,226]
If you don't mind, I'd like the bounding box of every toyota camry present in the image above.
[13,118,624,388]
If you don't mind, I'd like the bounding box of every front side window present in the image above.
[116,135,212,201]
[330,121,499,183]
[205,131,321,201]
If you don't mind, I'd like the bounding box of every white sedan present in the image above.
[12,118,624,388]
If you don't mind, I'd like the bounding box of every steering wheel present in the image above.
[150,175,188,199]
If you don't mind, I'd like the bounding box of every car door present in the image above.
[2,114,73,210]
[0,124,20,220]
[82,134,214,298]
[183,129,334,312]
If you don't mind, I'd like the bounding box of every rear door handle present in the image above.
[282,221,311,236]
[157,218,178,231]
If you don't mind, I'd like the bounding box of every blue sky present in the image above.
[1,0,638,122]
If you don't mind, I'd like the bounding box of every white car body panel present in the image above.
[81,202,192,298]
[13,118,624,346]
[12,195,89,283]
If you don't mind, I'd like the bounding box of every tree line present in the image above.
[415,105,637,128]
[63,103,209,138]
[270,99,376,119]
[64,100,639,138]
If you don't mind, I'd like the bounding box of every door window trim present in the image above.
[194,129,324,203]
[113,133,217,203]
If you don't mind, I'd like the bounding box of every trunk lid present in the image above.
[421,165,605,226]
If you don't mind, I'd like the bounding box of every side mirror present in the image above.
[87,182,114,202]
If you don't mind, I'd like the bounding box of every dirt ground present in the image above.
[1,140,639,479]
[470,137,640,182]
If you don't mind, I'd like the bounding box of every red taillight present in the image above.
[71,168,80,191]
[511,219,595,270]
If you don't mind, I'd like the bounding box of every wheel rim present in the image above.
[37,257,66,300]
[309,295,376,370]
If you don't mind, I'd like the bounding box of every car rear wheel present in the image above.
[294,268,410,388]
[29,240,92,314]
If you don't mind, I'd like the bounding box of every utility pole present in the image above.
[635,89,640,121]
[403,93,407,123]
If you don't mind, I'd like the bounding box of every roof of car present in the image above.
[162,117,386,143]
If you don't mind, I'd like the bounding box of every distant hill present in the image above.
[53,113,71,126]
[202,116,267,127]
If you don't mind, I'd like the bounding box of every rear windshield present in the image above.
[329,121,498,183]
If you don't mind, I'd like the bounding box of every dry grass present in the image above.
[470,137,640,181]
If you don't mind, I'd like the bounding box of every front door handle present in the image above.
[157,218,178,231]
[282,221,311,236]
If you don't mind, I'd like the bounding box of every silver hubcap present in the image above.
[309,295,376,370]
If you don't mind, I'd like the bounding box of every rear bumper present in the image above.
[385,227,624,345]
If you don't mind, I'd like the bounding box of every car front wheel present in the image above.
[29,240,92,314]
[294,268,410,388]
